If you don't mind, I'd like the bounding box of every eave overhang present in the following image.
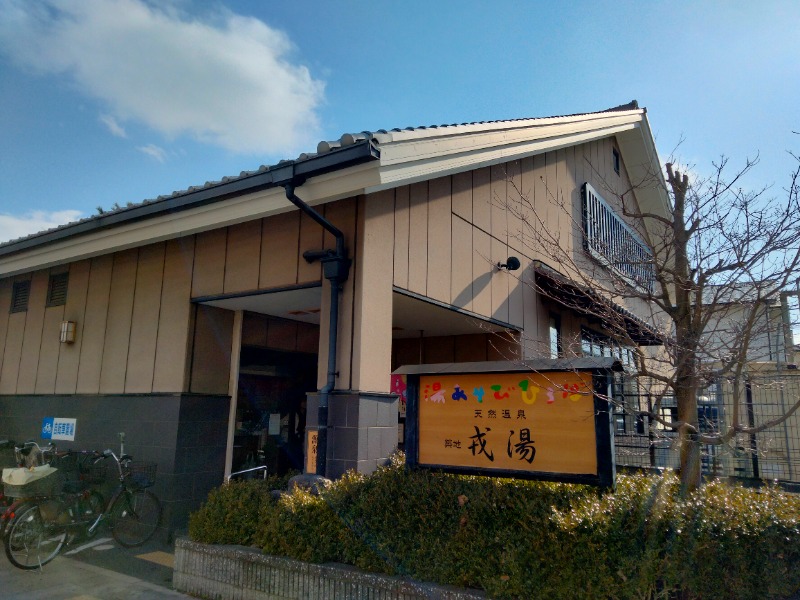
[0,142,380,276]
[0,105,670,278]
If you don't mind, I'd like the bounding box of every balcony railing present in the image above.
[582,182,654,292]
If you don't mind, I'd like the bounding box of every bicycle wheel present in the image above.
[65,490,105,544]
[4,503,67,569]
[82,490,105,540]
[109,489,161,547]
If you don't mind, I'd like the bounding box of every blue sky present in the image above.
[0,0,798,243]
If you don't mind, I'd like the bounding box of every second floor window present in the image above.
[582,182,654,291]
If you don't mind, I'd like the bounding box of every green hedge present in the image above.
[189,454,800,599]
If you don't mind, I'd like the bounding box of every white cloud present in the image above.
[0,0,325,155]
[138,143,167,163]
[0,210,83,244]
[100,113,127,138]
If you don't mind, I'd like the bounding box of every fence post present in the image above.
[745,378,760,480]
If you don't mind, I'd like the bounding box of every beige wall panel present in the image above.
[454,333,489,363]
[316,280,331,389]
[451,216,474,311]
[392,186,409,289]
[423,336,455,364]
[54,261,90,393]
[472,228,492,318]
[322,198,358,390]
[266,318,298,351]
[544,151,560,240]
[322,198,357,257]
[189,305,233,394]
[506,160,524,253]
[407,181,429,295]
[472,167,491,233]
[241,312,268,347]
[296,322,319,355]
[507,256,526,330]
[351,190,395,392]
[224,220,262,294]
[518,156,537,258]
[17,271,48,393]
[490,237,510,324]
[192,229,227,298]
[0,278,12,383]
[490,163,508,246]
[152,237,195,393]
[521,258,540,360]
[297,211,323,284]
[571,143,587,258]
[125,243,166,393]
[34,304,65,394]
[532,153,548,263]
[426,176,452,304]
[602,139,614,193]
[560,147,577,256]
[452,171,472,222]
[0,312,25,393]
[260,212,300,288]
[586,140,598,186]
[99,250,138,394]
[76,255,113,394]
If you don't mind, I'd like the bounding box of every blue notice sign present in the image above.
[41,417,76,441]
[41,417,54,439]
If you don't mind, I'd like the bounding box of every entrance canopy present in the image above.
[197,285,516,339]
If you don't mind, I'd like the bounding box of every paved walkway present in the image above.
[1,533,194,599]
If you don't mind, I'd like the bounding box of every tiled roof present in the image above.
[0,101,641,252]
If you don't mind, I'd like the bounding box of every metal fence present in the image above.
[613,369,800,487]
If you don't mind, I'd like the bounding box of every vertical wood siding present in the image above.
[16,272,48,392]
[0,138,639,396]
[54,260,91,393]
[388,138,640,354]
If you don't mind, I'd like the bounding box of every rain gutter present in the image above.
[0,140,379,259]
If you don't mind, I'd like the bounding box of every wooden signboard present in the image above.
[305,430,318,474]
[404,367,615,488]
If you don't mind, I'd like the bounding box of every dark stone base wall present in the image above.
[0,393,230,533]
[307,390,398,479]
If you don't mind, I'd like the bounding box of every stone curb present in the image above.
[174,538,486,600]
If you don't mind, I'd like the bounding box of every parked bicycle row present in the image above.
[0,439,161,570]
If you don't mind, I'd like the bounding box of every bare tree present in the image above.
[505,146,800,493]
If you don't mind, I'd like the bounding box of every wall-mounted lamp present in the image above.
[497,256,521,271]
[59,321,76,344]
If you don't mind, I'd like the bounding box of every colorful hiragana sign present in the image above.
[404,368,615,488]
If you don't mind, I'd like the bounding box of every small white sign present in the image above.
[268,413,281,435]
[42,417,77,441]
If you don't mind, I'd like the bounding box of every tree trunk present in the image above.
[677,384,702,494]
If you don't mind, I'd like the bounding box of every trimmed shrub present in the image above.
[188,472,294,546]
[189,454,800,599]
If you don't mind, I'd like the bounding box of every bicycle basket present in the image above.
[2,467,63,498]
[79,460,108,485]
[124,462,157,489]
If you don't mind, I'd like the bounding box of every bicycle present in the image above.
[3,447,162,569]
[1,440,64,539]
[0,439,18,537]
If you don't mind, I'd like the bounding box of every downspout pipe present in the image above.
[284,182,351,478]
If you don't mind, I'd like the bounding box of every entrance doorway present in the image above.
[233,346,317,478]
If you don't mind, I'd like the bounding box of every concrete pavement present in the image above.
[1,531,195,599]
